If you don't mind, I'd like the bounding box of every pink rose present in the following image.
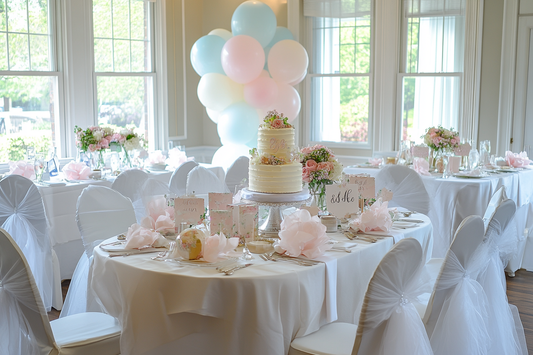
[302,167,311,183]
[99,138,109,149]
[317,161,334,171]
[305,159,318,171]
[272,119,284,128]
[88,144,96,152]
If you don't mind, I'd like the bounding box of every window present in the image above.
[93,0,154,149]
[400,0,465,143]
[0,0,60,163]
[304,0,372,145]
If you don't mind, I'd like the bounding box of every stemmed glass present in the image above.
[33,153,45,183]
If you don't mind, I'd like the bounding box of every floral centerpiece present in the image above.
[74,126,113,169]
[422,126,460,152]
[300,145,343,211]
[422,126,460,172]
[116,128,143,168]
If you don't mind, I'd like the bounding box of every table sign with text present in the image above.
[174,197,205,226]
[378,188,393,202]
[412,146,430,158]
[238,204,258,244]
[325,183,360,219]
[209,192,233,212]
[348,174,376,200]
[454,143,471,157]
[210,209,234,236]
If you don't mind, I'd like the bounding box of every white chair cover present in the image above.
[186,166,230,195]
[0,227,55,355]
[482,186,508,233]
[424,216,490,355]
[137,178,172,220]
[168,161,199,197]
[0,175,55,312]
[353,238,433,355]
[225,156,249,193]
[111,169,150,222]
[375,165,430,215]
[478,199,527,355]
[289,238,433,355]
[0,228,121,355]
[60,186,136,318]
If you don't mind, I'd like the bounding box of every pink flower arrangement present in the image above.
[422,126,460,152]
[505,151,532,168]
[261,110,292,129]
[300,145,343,185]
[75,125,114,152]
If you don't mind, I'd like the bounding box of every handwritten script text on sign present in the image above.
[326,184,360,218]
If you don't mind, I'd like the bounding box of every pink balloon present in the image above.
[268,40,308,84]
[221,35,265,84]
[244,76,279,108]
[266,83,301,122]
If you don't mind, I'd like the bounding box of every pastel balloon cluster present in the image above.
[191,1,308,168]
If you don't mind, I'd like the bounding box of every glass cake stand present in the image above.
[241,188,311,239]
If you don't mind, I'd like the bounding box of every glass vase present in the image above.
[308,182,329,213]
[121,148,133,169]
[91,150,105,171]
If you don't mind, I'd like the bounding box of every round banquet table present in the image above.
[91,214,433,355]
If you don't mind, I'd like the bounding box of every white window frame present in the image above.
[0,0,66,159]
[291,0,482,162]
[91,0,158,152]
[301,1,374,154]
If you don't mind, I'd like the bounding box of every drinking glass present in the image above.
[34,154,45,182]
[469,148,479,171]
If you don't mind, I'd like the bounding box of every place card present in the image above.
[448,156,461,173]
[454,143,471,157]
[348,174,376,200]
[301,205,320,217]
[325,183,360,219]
[209,192,233,212]
[412,145,430,158]
[238,204,258,244]
[378,188,393,202]
[210,209,234,236]
[174,197,204,227]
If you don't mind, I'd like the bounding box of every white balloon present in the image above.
[206,108,220,124]
[209,28,233,42]
[212,144,251,171]
[197,73,244,112]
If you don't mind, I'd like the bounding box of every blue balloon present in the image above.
[266,27,294,48]
[217,102,259,145]
[190,35,226,76]
[245,129,258,148]
[231,1,277,48]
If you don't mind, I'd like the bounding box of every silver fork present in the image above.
[151,242,176,261]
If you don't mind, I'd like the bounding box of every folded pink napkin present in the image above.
[368,157,382,166]
[62,161,92,180]
[166,148,194,169]
[505,151,532,168]
[413,157,431,176]
[124,223,167,249]
[146,196,175,221]
[8,161,35,180]
[274,209,331,259]
[148,150,166,165]
[350,198,393,233]
[203,233,239,262]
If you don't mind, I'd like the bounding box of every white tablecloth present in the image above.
[344,166,533,267]
[91,214,432,355]
[39,165,224,279]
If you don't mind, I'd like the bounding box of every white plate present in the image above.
[453,173,486,179]
[392,221,419,228]
[148,164,167,171]
[496,168,519,173]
